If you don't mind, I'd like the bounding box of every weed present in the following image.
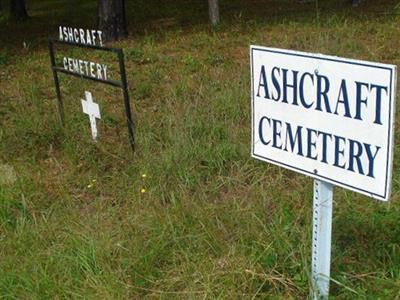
[0,51,8,65]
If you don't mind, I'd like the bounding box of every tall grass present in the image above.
[0,0,400,298]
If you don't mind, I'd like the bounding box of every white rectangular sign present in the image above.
[251,46,397,201]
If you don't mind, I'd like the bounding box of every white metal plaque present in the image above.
[251,46,397,201]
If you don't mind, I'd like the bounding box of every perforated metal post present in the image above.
[311,179,333,300]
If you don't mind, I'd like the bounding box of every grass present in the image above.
[0,0,400,298]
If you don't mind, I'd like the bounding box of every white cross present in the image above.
[81,91,101,141]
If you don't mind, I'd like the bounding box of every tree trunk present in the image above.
[208,0,219,26]
[97,0,127,42]
[10,0,28,21]
[352,0,364,7]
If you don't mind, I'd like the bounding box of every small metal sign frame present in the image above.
[48,38,135,152]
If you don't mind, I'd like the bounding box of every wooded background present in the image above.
[3,0,369,40]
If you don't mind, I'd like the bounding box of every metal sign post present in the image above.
[311,179,333,299]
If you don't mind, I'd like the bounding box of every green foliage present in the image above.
[0,51,8,65]
[126,47,145,62]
